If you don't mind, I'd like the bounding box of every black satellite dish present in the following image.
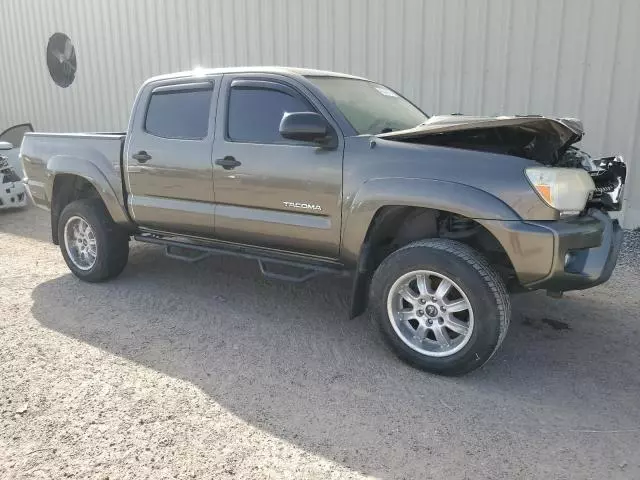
[46,32,77,88]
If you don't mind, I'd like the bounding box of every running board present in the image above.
[133,234,348,282]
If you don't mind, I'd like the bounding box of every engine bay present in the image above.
[380,117,626,212]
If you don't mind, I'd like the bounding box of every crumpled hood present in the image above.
[378,114,585,153]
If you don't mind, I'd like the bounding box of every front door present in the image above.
[125,76,221,236]
[212,75,344,258]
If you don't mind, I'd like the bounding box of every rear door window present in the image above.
[145,85,213,140]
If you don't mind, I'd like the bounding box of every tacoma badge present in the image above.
[283,201,322,211]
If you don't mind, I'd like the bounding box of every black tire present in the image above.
[370,238,510,376]
[58,198,129,282]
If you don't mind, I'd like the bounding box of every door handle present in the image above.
[215,156,241,170]
[132,151,152,163]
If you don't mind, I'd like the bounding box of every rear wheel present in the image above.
[58,199,129,282]
[370,238,510,376]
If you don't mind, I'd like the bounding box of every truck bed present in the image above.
[20,132,126,211]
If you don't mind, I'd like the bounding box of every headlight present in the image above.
[525,167,595,215]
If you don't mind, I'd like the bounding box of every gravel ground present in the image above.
[1,206,640,479]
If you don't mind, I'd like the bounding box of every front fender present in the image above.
[341,177,520,265]
[47,155,132,225]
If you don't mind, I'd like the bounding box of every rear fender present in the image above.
[47,155,132,226]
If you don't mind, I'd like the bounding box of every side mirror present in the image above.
[0,141,14,150]
[279,112,332,145]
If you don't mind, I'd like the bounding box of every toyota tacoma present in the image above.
[20,67,625,375]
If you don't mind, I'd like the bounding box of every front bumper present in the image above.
[482,209,622,292]
[526,209,623,291]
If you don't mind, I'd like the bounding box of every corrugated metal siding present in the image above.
[1,0,639,224]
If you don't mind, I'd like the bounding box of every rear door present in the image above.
[211,74,344,258]
[124,76,221,235]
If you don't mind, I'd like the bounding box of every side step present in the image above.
[257,259,323,283]
[165,245,211,263]
[134,234,349,283]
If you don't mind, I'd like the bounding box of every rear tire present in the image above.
[58,199,129,282]
[370,238,510,376]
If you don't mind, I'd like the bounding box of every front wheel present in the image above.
[370,238,510,376]
[58,198,129,282]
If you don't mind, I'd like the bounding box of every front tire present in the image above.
[58,199,129,282]
[370,238,510,376]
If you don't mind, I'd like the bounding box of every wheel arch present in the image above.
[341,178,520,265]
[47,156,133,243]
[345,178,520,318]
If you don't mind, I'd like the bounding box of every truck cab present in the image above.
[124,70,348,259]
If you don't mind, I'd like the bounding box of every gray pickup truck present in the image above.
[21,67,626,375]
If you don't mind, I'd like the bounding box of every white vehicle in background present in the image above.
[0,141,27,209]
[0,124,33,210]
[1,123,34,177]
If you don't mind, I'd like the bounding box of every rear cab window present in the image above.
[145,83,213,140]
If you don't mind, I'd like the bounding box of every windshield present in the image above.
[306,76,428,135]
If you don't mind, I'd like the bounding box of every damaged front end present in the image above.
[0,155,27,210]
[559,148,626,212]
[379,114,626,211]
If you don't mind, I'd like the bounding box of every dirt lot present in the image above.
[1,206,640,479]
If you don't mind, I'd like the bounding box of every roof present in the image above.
[145,66,367,84]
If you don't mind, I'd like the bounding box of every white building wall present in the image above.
[1,0,639,224]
